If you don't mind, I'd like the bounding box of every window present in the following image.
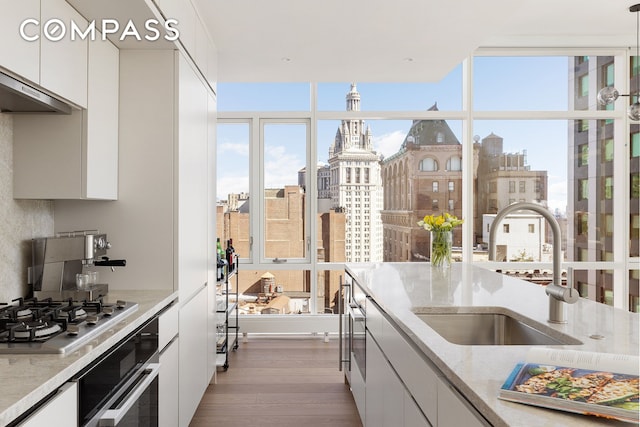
[503,224,510,233]
[419,157,438,171]
[528,224,535,233]
[578,144,588,166]
[579,74,589,97]
[446,155,462,171]
[632,132,640,158]
[432,181,439,192]
[216,54,637,319]
[602,139,614,162]
[579,179,589,200]
[577,212,588,236]
[604,177,613,199]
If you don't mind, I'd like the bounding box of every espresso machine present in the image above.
[31,230,126,301]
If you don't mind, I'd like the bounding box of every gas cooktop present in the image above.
[0,297,138,354]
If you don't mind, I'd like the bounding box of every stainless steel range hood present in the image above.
[0,71,72,114]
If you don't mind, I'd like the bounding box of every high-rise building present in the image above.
[568,55,639,309]
[328,84,384,262]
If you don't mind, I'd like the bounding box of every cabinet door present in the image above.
[85,34,118,199]
[18,382,78,427]
[177,53,209,301]
[179,286,209,426]
[159,337,179,427]
[0,0,40,83]
[366,332,404,427]
[437,378,487,427]
[40,0,88,107]
[14,110,84,199]
[404,391,431,427]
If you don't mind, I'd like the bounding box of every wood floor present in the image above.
[190,335,363,427]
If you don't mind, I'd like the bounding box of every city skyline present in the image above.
[217,57,571,213]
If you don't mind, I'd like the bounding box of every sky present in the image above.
[216,56,572,214]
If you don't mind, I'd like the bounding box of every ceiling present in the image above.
[192,0,639,82]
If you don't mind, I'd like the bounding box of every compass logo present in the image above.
[20,18,180,42]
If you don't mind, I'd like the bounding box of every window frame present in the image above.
[217,47,638,314]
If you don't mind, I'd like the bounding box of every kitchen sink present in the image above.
[413,308,582,346]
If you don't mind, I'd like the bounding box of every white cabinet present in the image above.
[159,301,180,427]
[366,332,405,427]
[0,0,40,83]
[13,34,118,200]
[159,337,179,427]
[40,0,88,108]
[179,286,209,427]
[17,382,78,427]
[177,52,209,301]
[437,379,486,427]
[404,391,431,427]
[362,296,484,427]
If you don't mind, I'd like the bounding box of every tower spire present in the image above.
[346,82,360,112]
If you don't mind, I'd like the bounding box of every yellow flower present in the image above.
[417,212,463,231]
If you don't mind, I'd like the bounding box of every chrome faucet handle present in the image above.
[546,283,579,304]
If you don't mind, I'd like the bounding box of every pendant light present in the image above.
[596,3,640,121]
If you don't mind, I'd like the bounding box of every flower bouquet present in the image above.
[418,213,463,268]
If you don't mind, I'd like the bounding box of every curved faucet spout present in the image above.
[488,202,578,324]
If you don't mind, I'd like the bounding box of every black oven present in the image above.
[73,316,159,426]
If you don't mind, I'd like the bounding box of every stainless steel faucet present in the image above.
[488,202,578,324]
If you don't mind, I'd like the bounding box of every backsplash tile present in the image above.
[0,113,54,302]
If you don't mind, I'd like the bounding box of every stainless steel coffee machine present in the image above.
[31,230,126,301]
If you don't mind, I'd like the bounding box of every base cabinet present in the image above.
[159,337,179,427]
[437,379,486,427]
[362,296,486,427]
[366,332,415,427]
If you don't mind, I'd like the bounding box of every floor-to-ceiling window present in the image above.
[217,50,639,323]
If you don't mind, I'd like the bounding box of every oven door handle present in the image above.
[98,363,160,427]
[347,303,365,322]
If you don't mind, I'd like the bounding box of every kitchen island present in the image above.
[0,289,177,425]
[346,262,639,426]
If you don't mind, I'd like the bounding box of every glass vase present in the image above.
[430,230,452,268]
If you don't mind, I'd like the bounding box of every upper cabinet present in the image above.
[40,0,88,108]
[0,0,88,108]
[0,0,40,83]
[13,34,118,200]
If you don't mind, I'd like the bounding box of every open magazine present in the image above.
[499,348,639,423]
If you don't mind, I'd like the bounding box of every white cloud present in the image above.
[372,130,406,158]
[264,145,303,188]
[218,141,249,157]
[217,174,249,200]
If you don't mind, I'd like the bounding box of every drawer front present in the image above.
[158,301,179,351]
[381,315,439,424]
[365,297,383,339]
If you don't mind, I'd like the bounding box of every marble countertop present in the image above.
[0,289,177,425]
[345,262,639,427]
